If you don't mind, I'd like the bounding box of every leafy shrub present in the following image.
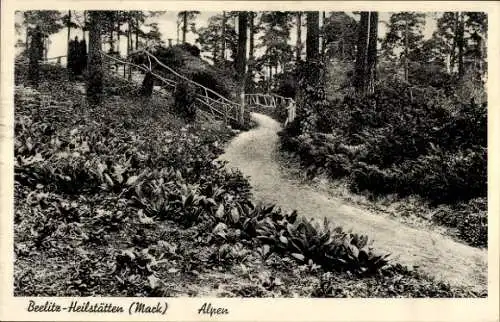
[245,210,391,275]
[276,72,298,99]
[173,81,197,122]
[15,63,68,86]
[454,198,487,248]
[279,74,487,247]
[409,62,456,92]
[178,43,201,57]
[140,45,235,101]
[191,70,231,99]
[433,197,487,248]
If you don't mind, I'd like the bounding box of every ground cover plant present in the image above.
[13,64,484,297]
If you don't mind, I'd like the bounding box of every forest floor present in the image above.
[219,113,488,292]
[13,64,486,297]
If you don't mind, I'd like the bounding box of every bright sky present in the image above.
[16,11,438,61]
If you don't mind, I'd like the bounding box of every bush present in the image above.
[191,70,231,99]
[433,198,487,248]
[173,81,197,122]
[276,72,298,99]
[409,62,456,92]
[178,43,201,57]
[279,75,487,247]
[140,45,235,101]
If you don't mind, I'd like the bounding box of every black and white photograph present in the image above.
[8,7,491,301]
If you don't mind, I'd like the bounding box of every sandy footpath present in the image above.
[219,113,487,291]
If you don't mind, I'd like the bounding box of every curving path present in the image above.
[219,113,488,292]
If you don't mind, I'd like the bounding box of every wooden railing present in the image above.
[244,93,297,125]
[32,51,297,125]
[101,50,242,124]
[42,55,67,65]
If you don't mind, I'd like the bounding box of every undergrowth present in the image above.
[279,70,487,248]
[13,64,484,297]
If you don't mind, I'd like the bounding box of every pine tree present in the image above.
[322,12,358,61]
[295,11,303,62]
[87,11,103,106]
[381,12,425,82]
[306,12,319,62]
[236,12,248,124]
[28,25,43,86]
[179,11,200,44]
[354,12,378,94]
[259,11,294,76]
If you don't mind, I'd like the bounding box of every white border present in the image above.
[1,2,498,321]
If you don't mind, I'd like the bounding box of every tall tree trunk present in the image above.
[249,12,255,61]
[296,12,302,62]
[140,72,154,97]
[404,14,409,82]
[43,36,48,61]
[457,11,465,78]
[135,17,139,50]
[221,11,226,60]
[354,12,377,94]
[450,12,458,72]
[321,11,326,56]
[109,13,115,53]
[176,19,180,44]
[354,12,369,91]
[366,12,378,94]
[117,21,121,54]
[248,11,255,80]
[127,25,132,80]
[268,64,272,88]
[67,10,71,53]
[82,11,87,41]
[213,41,218,63]
[25,27,29,53]
[28,26,43,87]
[127,25,130,55]
[87,11,103,106]
[182,12,187,43]
[306,12,319,62]
[236,12,248,125]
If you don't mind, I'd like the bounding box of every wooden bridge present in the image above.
[33,50,297,126]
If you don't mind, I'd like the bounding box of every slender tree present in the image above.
[249,12,255,62]
[182,12,187,43]
[179,11,200,44]
[354,12,369,91]
[221,11,226,60]
[321,11,326,56]
[236,12,248,124]
[87,11,103,106]
[322,12,358,61]
[382,12,425,82]
[67,11,72,46]
[28,25,43,86]
[296,11,303,62]
[354,12,378,94]
[259,12,294,76]
[366,12,378,93]
[306,12,319,62]
[457,12,465,78]
[248,11,256,85]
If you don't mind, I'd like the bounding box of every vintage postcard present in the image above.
[0,0,499,321]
